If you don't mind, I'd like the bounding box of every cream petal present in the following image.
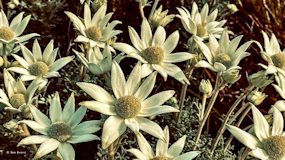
[163,52,194,63]
[142,90,174,108]
[173,151,200,160]
[162,30,179,54]
[272,107,284,136]
[138,105,179,117]
[67,134,100,144]
[226,124,260,150]
[49,56,74,72]
[126,62,142,96]
[248,148,270,160]
[49,92,62,123]
[152,26,166,47]
[18,135,50,146]
[67,106,87,129]
[30,105,51,127]
[102,116,127,149]
[19,120,48,135]
[125,118,140,133]
[141,18,152,46]
[156,126,169,156]
[77,82,115,104]
[136,132,155,158]
[127,149,149,160]
[136,117,165,140]
[32,39,42,61]
[134,72,157,101]
[111,61,127,98]
[58,143,75,160]
[73,120,101,135]
[34,138,60,159]
[79,101,116,115]
[251,105,270,141]
[167,135,186,157]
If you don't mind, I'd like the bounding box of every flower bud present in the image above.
[247,71,273,88]
[199,79,212,95]
[222,69,241,84]
[247,89,267,105]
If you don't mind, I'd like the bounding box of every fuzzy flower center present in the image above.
[115,95,141,118]
[0,27,14,41]
[10,94,25,109]
[214,53,232,68]
[29,61,49,76]
[85,26,102,41]
[48,122,72,142]
[264,135,285,159]
[141,46,164,64]
[271,53,285,69]
[196,24,207,37]
[152,156,170,160]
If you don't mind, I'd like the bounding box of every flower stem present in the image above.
[175,66,194,123]
[193,73,223,150]
[224,103,251,152]
[210,85,254,154]
[3,43,8,68]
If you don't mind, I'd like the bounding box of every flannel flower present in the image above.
[8,39,74,88]
[113,18,194,84]
[128,126,200,160]
[258,31,285,76]
[227,105,285,160]
[77,61,179,149]
[17,92,101,159]
[0,10,39,44]
[194,28,252,73]
[176,2,226,39]
[65,3,122,49]
[0,69,40,115]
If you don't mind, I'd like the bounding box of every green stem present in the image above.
[193,73,223,150]
[3,44,8,68]
[210,85,254,154]
[224,103,251,152]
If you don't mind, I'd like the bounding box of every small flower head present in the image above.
[195,28,252,72]
[77,62,179,149]
[0,10,39,44]
[17,92,101,159]
[199,79,212,96]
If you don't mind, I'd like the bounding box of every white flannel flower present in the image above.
[73,45,112,76]
[227,105,285,160]
[8,39,74,88]
[128,126,200,160]
[150,5,175,28]
[0,69,40,114]
[0,10,39,44]
[176,2,226,39]
[77,62,179,149]
[65,3,122,49]
[113,18,194,84]
[17,92,101,159]
[195,28,252,72]
[259,31,285,76]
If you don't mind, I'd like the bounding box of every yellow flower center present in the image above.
[214,53,232,68]
[85,26,102,41]
[271,53,285,69]
[29,61,49,76]
[196,24,207,37]
[152,156,170,160]
[0,27,14,41]
[115,96,141,118]
[264,135,285,159]
[141,46,164,64]
[10,94,26,109]
[48,122,72,142]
